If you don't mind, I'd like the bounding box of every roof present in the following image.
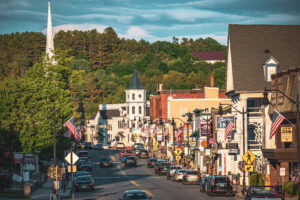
[228,24,300,92]
[99,109,120,119]
[192,51,225,61]
[89,112,97,120]
[126,69,144,90]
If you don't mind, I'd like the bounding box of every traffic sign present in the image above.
[175,156,181,161]
[174,148,182,155]
[244,165,253,172]
[65,152,79,165]
[242,150,256,165]
[280,168,285,176]
[68,165,77,173]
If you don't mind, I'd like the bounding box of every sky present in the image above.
[0,0,299,44]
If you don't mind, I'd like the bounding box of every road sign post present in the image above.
[280,167,285,197]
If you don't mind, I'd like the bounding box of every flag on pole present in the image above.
[76,125,82,141]
[176,128,183,141]
[141,124,145,132]
[270,109,286,139]
[64,116,77,140]
[153,128,158,137]
[224,122,234,140]
[163,128,169,137]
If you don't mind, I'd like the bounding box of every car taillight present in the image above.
[178,173,182,175]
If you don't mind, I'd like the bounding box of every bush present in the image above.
[284,181,298,195]
[250,173,265,186]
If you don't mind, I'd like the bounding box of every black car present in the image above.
[74,175,95,191]
[206,175,233,196]
[119,190,152,200]
[100,157,113,168]
[125,156,137,167]
[77,160,92,171]
[74,171,92,181]
[147,158,157,168]
[93,143,103,150]
[84,142,93,149]
[157,163,171,175]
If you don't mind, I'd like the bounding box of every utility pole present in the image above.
[52,105,58,197]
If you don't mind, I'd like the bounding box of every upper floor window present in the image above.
[132,93,135,100]
[132,106,135,114]
[263,57,278,82]
[139,94,142,99]
[139,106,142,114]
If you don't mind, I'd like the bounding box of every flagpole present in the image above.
[275,109,296,128]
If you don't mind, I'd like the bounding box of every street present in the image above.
[67,149,237,200]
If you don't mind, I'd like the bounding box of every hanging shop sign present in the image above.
[216,116,235,129]
[13,152,23,164]
[201,140,207,148]
[200,123,211,136]
[281,126,293,142]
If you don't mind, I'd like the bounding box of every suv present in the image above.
[147,158,157,168]
[137,149,149,159]
[124,156,137,167]
[157,162,171,175]
[182,170,200,185]
[207,175,233,196]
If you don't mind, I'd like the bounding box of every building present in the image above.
[225,25,300,185]
[192,51,225,64]
[262,67,300,186]
[86,69,150,146]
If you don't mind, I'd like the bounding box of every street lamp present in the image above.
[171,118,176,164]
[183,113,193,157]
[218,103,248,195]
[263,87,300,200]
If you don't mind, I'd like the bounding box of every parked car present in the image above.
[206,175,233,196]
[137,149,149,159]
[135,147,144,155]
[167,166,182,179]
[154,159,166,174]
[120,151,132,159]
[125,156,137,167]
[74,175,95,191]
[74,171,93,181]
[93,143,103,150]
[133,143,144,149]
[121,154,132,163]
[244,186,283,200]
[200,175,211,192]
[77,160,92,171]
[147,158,157,168]
[173,169,187,182]
[116,142,125,150]
[157,162,171,175]
[100,157,113,168]
[182,170,200,185]
[84,142,93,149]
[119,190,152,200]
[78,150,89,159]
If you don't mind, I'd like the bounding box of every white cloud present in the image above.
[42,24,108,34]
[120,26,152,40]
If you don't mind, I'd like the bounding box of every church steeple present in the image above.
[46,1,57,65]
[126,68,144,90]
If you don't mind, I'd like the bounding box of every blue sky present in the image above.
[0,0,299,44]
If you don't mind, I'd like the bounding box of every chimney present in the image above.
[159,83,163,92]
[210,75,214,87]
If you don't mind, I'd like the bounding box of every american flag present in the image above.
[270,109,286,139]
[176,129,183,141]
[63,129,71,138]
[141,124,145,132]
[163,128,169,137]
[153,128,158,137]
[224,122,234,140]
[64,116,77,140]
[76,125,82,141]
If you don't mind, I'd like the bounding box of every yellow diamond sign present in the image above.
[242,150,256,165]
[175,156,181,161]
[174,148,182,156]
[244,165,254,172]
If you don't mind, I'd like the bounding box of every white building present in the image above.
[86,69,150,146]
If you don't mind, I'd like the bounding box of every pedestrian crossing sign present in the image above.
[175,156,181,161]
[174,148,182,156]
[242,150,255,165]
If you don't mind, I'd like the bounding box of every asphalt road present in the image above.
[66,149,236,200]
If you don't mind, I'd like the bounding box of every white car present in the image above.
[116,142,125,149]
[102,144,109,150]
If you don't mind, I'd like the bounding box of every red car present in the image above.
[244,186,283,200]
[120,151,132,160]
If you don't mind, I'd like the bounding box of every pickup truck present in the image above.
[244,186,283,200]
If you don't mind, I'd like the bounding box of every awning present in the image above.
[190,129,199,137]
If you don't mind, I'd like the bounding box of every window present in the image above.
[139,94,142,98]
[139,106,142,114]
[263,57,278,82]
[132,93,135,100]
[127,106,129,114]
[132,106,135,114]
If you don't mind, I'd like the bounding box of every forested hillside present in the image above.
[0,27,226,118]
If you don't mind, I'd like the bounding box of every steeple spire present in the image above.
[126,68,144,90]
[46,1,57,65]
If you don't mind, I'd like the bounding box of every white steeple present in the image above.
[46,1,57,65]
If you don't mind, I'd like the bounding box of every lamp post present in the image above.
[218,103,248,195]
[263,88,300,200]
[171,118,176,164]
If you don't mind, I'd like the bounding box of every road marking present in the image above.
[121,171,126,175]
[144,189,154,198]
[130,180,140,187]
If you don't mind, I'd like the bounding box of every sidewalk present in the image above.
[30,178,72,200]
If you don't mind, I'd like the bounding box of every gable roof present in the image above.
[99,109,120,120]
[228,24,300,92]
[126,68,144,90]
[192,51,225,61]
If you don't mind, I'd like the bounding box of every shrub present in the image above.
[284,181,298,195]
[250,173,265,186]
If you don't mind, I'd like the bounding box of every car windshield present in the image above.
[76,175,92,181]
[125,192,147,199]
[75,171,90,176]
[215,177,229,183]
[187,171,198,175]
[250,187,276,196]
[149,158,157,161]
[127,157,135,160]
[79,151,88,156]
